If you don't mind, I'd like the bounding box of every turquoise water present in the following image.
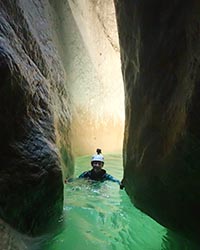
[5,153,199,250]
[41,154,198,250]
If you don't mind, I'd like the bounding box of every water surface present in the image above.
[44,154,166,249]
[42,154,199,250]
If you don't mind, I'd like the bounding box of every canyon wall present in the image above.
[0,0,73,237]
[114,0,200,242]
[51,0,124,156]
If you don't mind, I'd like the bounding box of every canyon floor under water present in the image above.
[34,153,197,250]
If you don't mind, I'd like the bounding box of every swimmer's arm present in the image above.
[105,174,124,189]
[64,177,75,183]
[105,174,120,184]
[78,171,90,178]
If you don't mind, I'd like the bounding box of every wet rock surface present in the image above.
[114,0,200,242]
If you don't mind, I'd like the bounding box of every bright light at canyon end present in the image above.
[62,1,124,155]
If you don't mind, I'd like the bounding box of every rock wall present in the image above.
[0,0,73,236]
[114,0,200,242]
[51,0,124,156]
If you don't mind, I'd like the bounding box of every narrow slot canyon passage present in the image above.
[54,0,125,156]
[1,1,200,250]
[41,1,200,250]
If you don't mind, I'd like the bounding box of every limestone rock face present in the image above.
[51,0,124,155]
[114,0,200,241]
[0,0,73,235]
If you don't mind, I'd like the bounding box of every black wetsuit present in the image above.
[79,169,121,184]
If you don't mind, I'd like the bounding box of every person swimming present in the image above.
[78,149,124,189]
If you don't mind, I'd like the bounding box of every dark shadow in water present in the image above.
[161,230,199,250]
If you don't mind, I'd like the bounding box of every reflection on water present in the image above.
[18,153,198,250]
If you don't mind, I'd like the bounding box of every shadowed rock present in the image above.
[0,0,73,235]
[114,0,200,242]
[0,219,25,250]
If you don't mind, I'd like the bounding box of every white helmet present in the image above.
[91,154,104,163]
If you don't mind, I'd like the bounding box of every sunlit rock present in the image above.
[114,0,200,242]
[51,0,124,155]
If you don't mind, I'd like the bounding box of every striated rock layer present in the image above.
[0,0,73,236]
[114,0,200,242]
